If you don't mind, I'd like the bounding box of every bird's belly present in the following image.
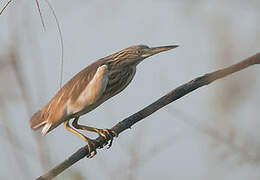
[73,100,104,117]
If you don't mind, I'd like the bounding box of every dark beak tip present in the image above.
[170,45,179,49]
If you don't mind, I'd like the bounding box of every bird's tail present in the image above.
[30,109,61,136]
[30,109,47,132]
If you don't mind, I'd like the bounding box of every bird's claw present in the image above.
[85,129,118,158]
[86,140,97,158]
[97,129,117,149]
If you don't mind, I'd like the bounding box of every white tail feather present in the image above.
[42,123,52,136]
[33,120,47,130]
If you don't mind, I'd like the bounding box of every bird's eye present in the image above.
[137,50,142,54]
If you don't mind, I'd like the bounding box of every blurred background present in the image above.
[0,0,259,179]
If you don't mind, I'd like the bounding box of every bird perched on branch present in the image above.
[30,44,178,158]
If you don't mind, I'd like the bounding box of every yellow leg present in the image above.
[64,119,97,158]
[72,117,116,148]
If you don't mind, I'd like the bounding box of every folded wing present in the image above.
[30,64,109,135]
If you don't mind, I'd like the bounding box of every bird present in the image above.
[30,44,178,158]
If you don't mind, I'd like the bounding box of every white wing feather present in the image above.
[66,65,109,114]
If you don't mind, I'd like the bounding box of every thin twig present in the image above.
[35,0,64,88]
[35,0,46,31]
[37,52,260,180]
[0,0,12,15]
[44,0,64,88]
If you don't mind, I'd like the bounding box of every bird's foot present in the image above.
[96,129,117,149]
[86,139,98,158]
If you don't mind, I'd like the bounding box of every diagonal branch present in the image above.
[37,52,260,180]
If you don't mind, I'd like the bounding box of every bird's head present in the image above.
[108,44,178,67]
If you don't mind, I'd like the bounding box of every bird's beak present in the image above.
[142,45,178,58]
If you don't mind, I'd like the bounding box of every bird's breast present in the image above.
[103,66,136,99]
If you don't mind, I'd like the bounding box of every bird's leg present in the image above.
[72,117,117,149]
[64,119,97,158]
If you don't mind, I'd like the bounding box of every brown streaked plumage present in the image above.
[30,44,178,157]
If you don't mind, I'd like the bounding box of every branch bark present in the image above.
[37,52,260,180]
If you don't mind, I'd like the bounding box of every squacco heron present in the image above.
[30,45,178,158]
